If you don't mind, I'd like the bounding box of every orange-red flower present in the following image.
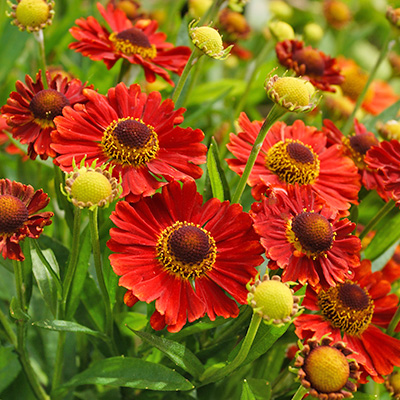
[52,83,206,202]
[275,39,344,92]
[107,180,264,332]
[1,70,90,160]
[365,139,400,206]
[251,185,361,288]
[338,57,399,115]
[323,118,388,200]
[226,113,361,211]
[0,179,53,261]
[294,259,400,383]
[69,2,191,86]
[0,114,27,159]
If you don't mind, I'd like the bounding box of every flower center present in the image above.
[342,133,379,169]
[156,222,217,280]
[340,66,373,102]
[101,118,159,167]
[70,171,113,205]
[29,89,70,127]
[266,139,320,185]
[16,0,50,29]
[318,281,374,336]
[109,28,157,59]
[287,212,334,258]
[0,195,29,234]
[292,47,325,76]
[252,279,294,320]
[304,346,350,393]
[272,77,311,107]
[191,26,224,56]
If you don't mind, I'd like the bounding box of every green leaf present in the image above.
[21,240,33,309]
[9,297,30,321]
[228,322,290,366]
[352,393,378,400]
[54,356,194,397]
[66,225,92,319]
[241,380,256,400]
[127,327,205,379]
[32,320,108,341]
[211,137,231,201]
[364,210,400,261]
[246,378,271,400]
[363,99,400,133]
[31,248,60,317]
[207,144,224,201]
[0,346,21,393]
[79,276,105,332]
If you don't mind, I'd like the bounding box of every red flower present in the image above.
[294,259,400,383]
[226,113,361,211]
[69,3,191,86]
[365,139,400,206]
[323,118,388,200]
[52,83,206,202]
[0,114,27,159]
[107,180,264,332]
[0,179,53,261]
[275,39,344,92]
[251,185,361,288]
[1,70,90,160]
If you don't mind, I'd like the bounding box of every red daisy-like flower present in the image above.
[107,180,264,332]
[52,82,206,202]
[338,57,399,115]
[251,185,361,288]
[365,139,400,206]
[275,39,344,92]
[294,259,400,383]
[69,2,191,86]
[0,179,53,261]
[1,70,91,160]
[323,118,388,200]
[0,114,27,160]
[226,113,361,211]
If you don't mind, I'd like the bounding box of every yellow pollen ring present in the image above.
[101,117,159,168]
[318,281,374,336]
[156,221,217,280]
[266,139,320,185]
[109,32,157,59]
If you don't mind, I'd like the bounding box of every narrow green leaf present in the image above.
[352,393,378,400]
[9,297,30,321]
[363,99,400,133]
[31,248,60,317]
[0,346,21,393]
[364,211,400,261]
[21,240,33,309]
[211,137,231,201]
[79,276,105,332]
[32,320,108,341]
[207,144,224,201]
[241,380,256,400]
[246,378,271,400]
[127,327,205,379]
[54,356,194,397]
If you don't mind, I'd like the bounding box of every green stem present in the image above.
[341,35,394,136]
[172,48,203,105]
[231,105,287,203]
[199,0,224,25]
[359,199,396,241]
[89,208,117,355]
[200,312,262,385]
[33,30,47,81]
[291,385,308,400]
[51,331,66,395]
[387,304,400,336]
[12,260,50,400]
[0,306,17,347]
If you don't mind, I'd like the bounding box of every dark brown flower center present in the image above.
[109,28,156,58]
[290,212,334,257]
[101,117,159,167]
[349,133,379,156]
[157,222,217,279]
[293,47,325,76]
[318,281,374,336]
[0,195,29,234]
[266,139,320,185]
[29,89,70,121]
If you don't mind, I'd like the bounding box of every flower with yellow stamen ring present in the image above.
[189,20,233,60]
[247,274,300,325]
[7,0,54,32]
[293,336,360,400]
[385,371,400,400]
[63,158,122,210]
[265,75,319,113]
